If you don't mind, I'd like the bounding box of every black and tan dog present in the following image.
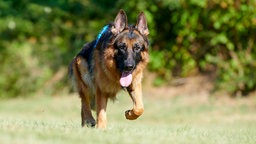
[69,10,149,129]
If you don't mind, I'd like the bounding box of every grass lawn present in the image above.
[0,92,256,144]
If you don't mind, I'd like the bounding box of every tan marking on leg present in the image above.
[96,88,108,129]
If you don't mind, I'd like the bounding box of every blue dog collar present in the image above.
[94,25,109,48]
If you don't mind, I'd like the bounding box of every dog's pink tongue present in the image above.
[120,72,132,87]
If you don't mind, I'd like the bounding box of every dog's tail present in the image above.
[68,59,74,79]
[68,58,77,92]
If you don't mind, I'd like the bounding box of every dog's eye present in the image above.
[118,43,127,50]
[133,43,141,52]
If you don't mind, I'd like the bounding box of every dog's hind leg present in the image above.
[73,57,95,127]
[80,91,95,127]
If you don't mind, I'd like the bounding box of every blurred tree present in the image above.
[0,0,255,98]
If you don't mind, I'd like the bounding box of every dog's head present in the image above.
[111,10,149,87]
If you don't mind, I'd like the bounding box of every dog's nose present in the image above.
[125,63,134,71]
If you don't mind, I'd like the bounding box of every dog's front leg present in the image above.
[126,82,144,120]
[96,88,108,129]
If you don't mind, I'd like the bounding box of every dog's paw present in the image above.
[82,119,96,128]
[125,110,138,120]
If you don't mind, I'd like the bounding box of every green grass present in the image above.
[1,92,256,144]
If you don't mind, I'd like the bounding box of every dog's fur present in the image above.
[69,10,149,129]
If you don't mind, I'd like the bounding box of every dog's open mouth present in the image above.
[120,71,133,87]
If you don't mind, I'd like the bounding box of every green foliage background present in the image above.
[0,0,256,98]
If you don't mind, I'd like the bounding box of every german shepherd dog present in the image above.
[69,10,149,129]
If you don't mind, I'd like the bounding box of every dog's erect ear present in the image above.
[111,9,128,35]
[136,12,149,36]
